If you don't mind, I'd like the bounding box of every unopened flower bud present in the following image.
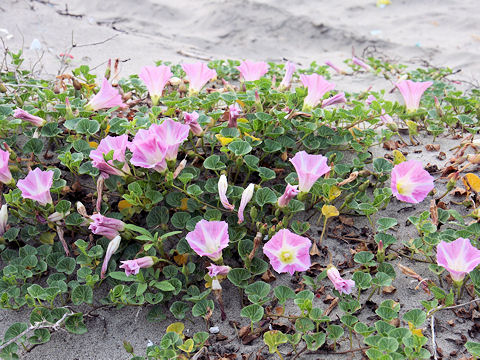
[169,77,181,86]
[173,158,187,179]
[76,201,88,217]
[72,78,82,91]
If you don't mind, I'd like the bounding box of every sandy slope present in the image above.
[1,0,479,80]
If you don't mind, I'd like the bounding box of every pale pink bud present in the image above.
[352,56,371,71]
[327,266,355,294]
[0,204,7,236]
[13,108,46,127]
[325,60,343,74]
[277,184,299,208]
[207,264,231,278]
[238,183,255,224]
[218,174,234,211]
[120,256,155,276]
[183,111,203,136]
[228,103,241,128]
[89,214,125,240]
[322,92,346,108]
[278,61,296,90]
[101,235,121,278]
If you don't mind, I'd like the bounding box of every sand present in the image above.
[1,1,480,359]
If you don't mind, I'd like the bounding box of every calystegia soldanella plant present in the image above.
[1,53,480,360]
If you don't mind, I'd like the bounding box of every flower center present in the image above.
[279,250,295,264]
[396,178,413,196]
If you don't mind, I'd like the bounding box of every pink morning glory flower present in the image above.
[290,151,331,193]
[0,204,7,236]
[237,60,269,81]
[322,92,346,108]
[278,61,296,90]
[436,238,480,282]
[325,60,344,74]
[85,78,126,111]
[263,229,311,275]
[300,74,336,111]
[120,256,155,276]
[152,118,190,161]
[89,213,125,240]
[396,79,433,112]
[390,160,434,203]
[352,56,371,71]
[277,184,299,208]
[13,108,46,127]
[0,149,13,185]
[228,103,241,128]
[101,235,121,278]
[186,219,230,261]
[207,264,231,278]
[327,266,355,295]
[139,65,173,106]
[90,135,130,178]
[184,111,203,136]
[218,174,234,211]
[128,126,168,173]
[17,168,54,206]
[182,62,217,95]
[238,183,255,224]
[366,95,376,105]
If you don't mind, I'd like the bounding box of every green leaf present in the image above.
[403,309,426,328]
[28,328,51,345]
[65,313,87,334]
[263,330,288,354]
[76,119,100,135]
[146,206,169,228]
[56,257,76,274]
[376,217,398,232]
[170,301,190,320]
[227,268,251,288]
[23,138,44,154]
[373,158,393,173]
[192,299,214,317]
[295,318,315,333]
[240,304,264,323]
[274,285,295,304]
[255,188,277,207]
[171,212,191,229]
[466,341,480,357]
[203,155,226,170]
[154,280,176,292]
[228,140,252,156]
[4,322,28,342]
[71,285,93,305]
[302,332,326,351]
[327,324,344,340]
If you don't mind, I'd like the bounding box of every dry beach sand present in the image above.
[1,0,480,359]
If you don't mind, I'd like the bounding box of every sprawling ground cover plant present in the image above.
[1,51,480,359]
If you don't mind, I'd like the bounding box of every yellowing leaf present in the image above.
[236,99,246,108]
[237,117,248,124]
[465,173,480,193]
[89,141,98,149]
[174,253,189,266]
[322,204,339,219]
[118,200,133,211]
[392,150,406,165]
[178,338,194,353]
[328,185,341,201]
[215,134,234,146]
[166,322,185,338]
[40,232,56,245]
[406,120,418,135]
[408,322,423,337]
[179,198,189,211]
[244,132,261,142]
